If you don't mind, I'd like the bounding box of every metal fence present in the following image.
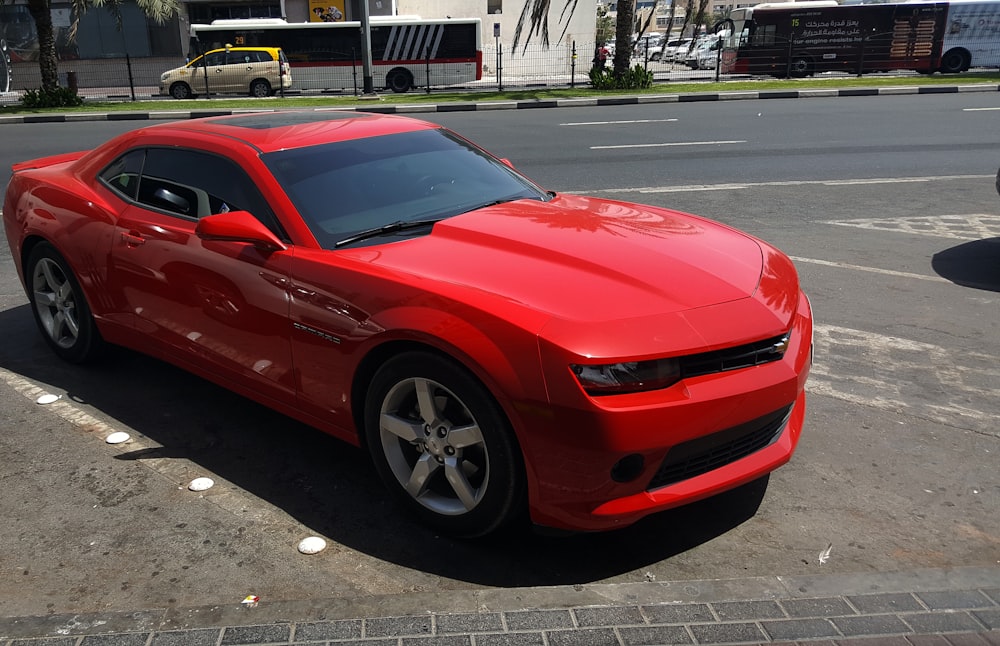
[1,34,998,106]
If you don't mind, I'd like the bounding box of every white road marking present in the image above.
[591,140,747,150]
[790,256,949,283]
[809,324,1000,436]
[562,118,679,126]
[586,174,994,194]
[825,214,1000,241]
[963,107,1000,111]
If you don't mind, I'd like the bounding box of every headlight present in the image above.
[160,73,169,81]
[571,358,680,395]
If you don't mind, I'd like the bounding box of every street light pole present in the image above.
[359,0,376,96]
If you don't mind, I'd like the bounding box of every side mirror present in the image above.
[195,210,287,252]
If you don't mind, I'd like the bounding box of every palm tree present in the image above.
[511,0,580,52]
[611,0,636,74]
[512,0,642,77]
[23,0,178,92]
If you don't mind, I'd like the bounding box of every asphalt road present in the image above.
[0,94,997,619]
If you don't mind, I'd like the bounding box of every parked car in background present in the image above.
[633,33,663,56]
[663,38,695,62]
[650,38,693,62]
[160,45,292,99]
[698,48,719,70]
[685,35,723,68]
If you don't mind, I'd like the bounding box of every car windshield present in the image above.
[263,128,550,249]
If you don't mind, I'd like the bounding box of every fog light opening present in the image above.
[611,454,645,483]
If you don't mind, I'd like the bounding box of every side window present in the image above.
[98,149,145,199]
[136,148,287,239]
[203,52,226,66]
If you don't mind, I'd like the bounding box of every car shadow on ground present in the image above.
[931,238,1000,292]
[0,303,768,587]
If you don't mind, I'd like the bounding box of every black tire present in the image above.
[170,82,193,100]
[364,351,525,537]
[249,78,272,97]
[26,243,104,363]
[939,48,968,74]
[386,68,413,93]
[788,55,813,77]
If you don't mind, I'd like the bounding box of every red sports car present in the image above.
[3,111,812,536]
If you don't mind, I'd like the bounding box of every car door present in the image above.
[194,50,235,94]
[103,147,297,402]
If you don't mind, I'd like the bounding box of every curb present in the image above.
[1,83,998,125]
[2,567,999,643]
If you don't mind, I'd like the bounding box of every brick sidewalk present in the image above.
[2,567,998,645]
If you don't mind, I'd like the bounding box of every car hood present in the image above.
[365,194,766,325]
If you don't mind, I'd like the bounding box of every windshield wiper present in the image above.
[335,219,443,248]
[459,195,539,215]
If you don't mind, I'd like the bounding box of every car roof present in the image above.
[138,111,442,154]
[205,46,279,52]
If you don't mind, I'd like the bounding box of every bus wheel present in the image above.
[939,48,968,74]
[170,82,194,100]
[788,55,813,77]
[387,68,413,93]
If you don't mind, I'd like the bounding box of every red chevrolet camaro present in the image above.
[3,111,812,536]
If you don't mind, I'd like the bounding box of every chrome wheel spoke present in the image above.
[413,377,440,425]
[34,288,57,309]
[447,422,484,450]
[380,411,423,443]
[443,457,479,511]
[404,453,440,498]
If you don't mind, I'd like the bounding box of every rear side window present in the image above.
[99,149,144,199]
[97,147,288,241]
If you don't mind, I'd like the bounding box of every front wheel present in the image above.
[364,352,525,537]
[26,243,104,363]
[788,55,813,77]
[170,81,193,100]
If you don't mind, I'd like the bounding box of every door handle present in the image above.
[121,232,145,246]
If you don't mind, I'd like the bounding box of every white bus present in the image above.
[191,17,482,93]
[939,0,1000,72]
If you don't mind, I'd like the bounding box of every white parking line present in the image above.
[561,118,679,126]
[586,174,994,194]
[790,256,949,283]
[591,140,747,150]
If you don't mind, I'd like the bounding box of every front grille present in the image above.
[680,332,791,379]
[647,405,792,490]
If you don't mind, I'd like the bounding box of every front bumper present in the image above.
[519,291,813,532]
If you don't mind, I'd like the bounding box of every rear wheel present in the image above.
[939,48,968,74]
[249,78,272,97]
[386,68,413,93]
[170,82,193,100]
[364,351,525,537]
[26,243,104,363]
